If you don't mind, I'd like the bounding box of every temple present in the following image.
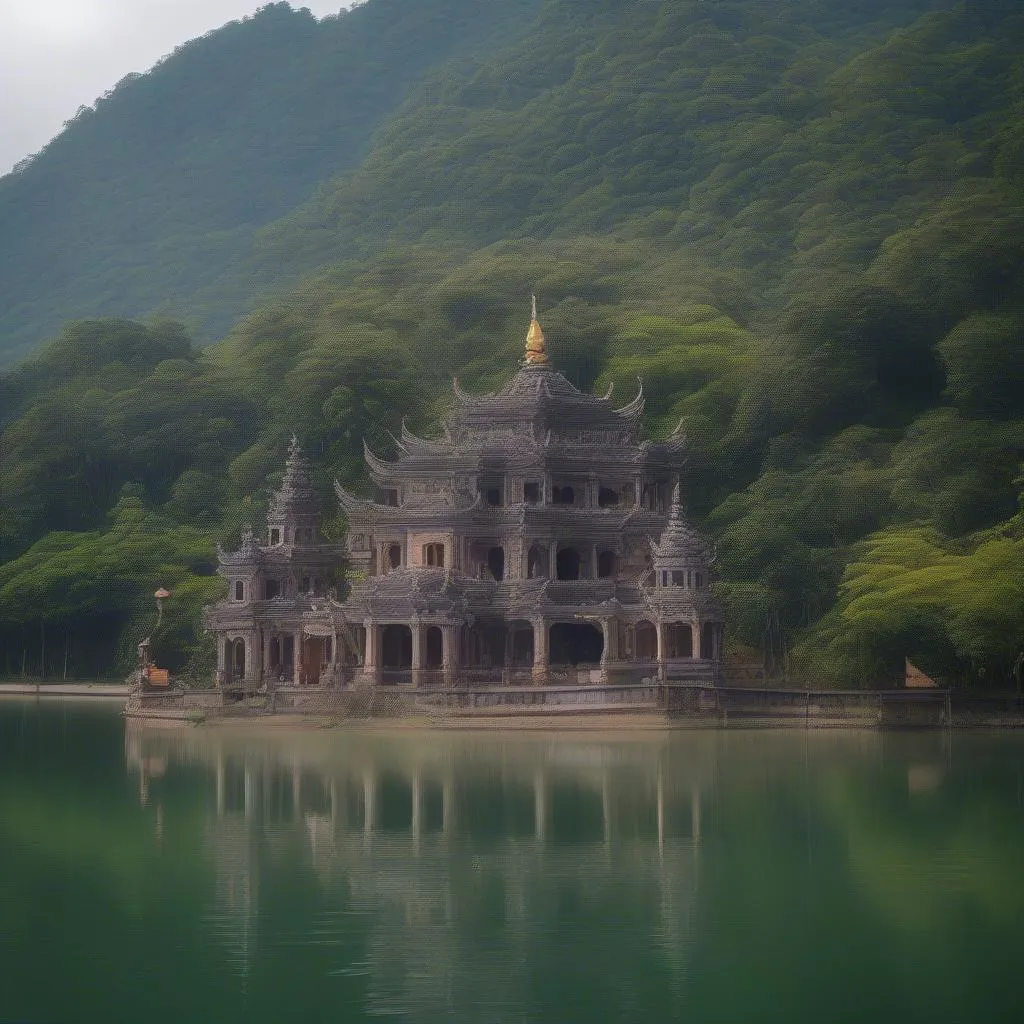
[204,304,724,691]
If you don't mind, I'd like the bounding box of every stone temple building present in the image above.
[205,304,724,690]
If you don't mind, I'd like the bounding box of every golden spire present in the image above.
[524,293,549,365]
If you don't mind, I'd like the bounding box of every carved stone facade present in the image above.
[204,309,723,690]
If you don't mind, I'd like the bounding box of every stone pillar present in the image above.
[216,637,226,674]
[600,619,612,682]
[292,632,302,685]
[442,624,457,688]
[656,621,666,681]
[261,631,271,684]
[411,621,424,688]
[590,543,599,580]
[549,540,558,579]
[532,619,549,683]
[364,620,380,685]
[693,621,702,660]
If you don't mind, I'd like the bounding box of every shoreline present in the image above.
[0,683,130,697]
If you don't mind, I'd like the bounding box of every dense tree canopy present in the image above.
[0,0,1021,685]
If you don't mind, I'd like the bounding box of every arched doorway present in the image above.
[381,625,412,669]
[635,621,657,661]
[425,626,443,669]
[666,622,693,658]
[556,547,581,581]
[487,546,505,582]
[231,638,246,681]
[550,623,603,665]
[527,544,549,579]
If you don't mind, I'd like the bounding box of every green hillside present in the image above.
[0,0,543,366]
[0,0,1021,686]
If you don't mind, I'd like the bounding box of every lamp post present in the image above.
[154,588,171,626]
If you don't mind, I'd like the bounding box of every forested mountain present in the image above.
[0,0,543,366]
[0,0,1021,686]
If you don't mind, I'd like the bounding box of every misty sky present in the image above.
[0,1,351,174]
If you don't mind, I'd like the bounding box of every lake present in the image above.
[1,700,1022,1023]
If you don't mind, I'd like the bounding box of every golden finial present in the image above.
[524,293,549,365]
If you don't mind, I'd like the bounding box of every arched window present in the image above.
[424,543,445,568]
[387,543,402,570]
[487,546,505,582]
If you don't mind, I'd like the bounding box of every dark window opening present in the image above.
[598,487,619,508]
[550,622,604,666]
[265,579,281,600]
[387,543,402,570]
[598,551,616,578]
[556,547,581,581]
[381,624,412,670]
[234,581,244,601]
[552,485,575,505]
[425,543,445,568]
[695,572,704,588]
[301,576,311,593]
[270,528,280,545]
[379,488,399,507]
[527,545,549,579]
[426,626,443,669]
[487,546,505,582]
[485,488,502,507]
[672,570,685,586]
[524,482,540,504]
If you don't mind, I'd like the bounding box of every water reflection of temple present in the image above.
[125,727,715,1011]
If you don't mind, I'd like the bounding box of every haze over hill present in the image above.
[0,0,1021,687]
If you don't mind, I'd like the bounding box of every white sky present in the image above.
[0,1,352,174]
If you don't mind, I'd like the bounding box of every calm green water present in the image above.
[2,702,1023,1023]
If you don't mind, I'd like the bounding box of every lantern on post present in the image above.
[154,588,171,626]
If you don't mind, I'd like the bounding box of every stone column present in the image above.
[292,632,302,685]
[411,621,424,688]
[549,540,558,578]
[442,624,457,688]
[532,619,549,683]
[693,620,702,660]
[261,631,271,685]
[590,544,599,580]
[600,619,612,682]
[656,621,666,681]
[216,637,226,674]
[364,620,380,685]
